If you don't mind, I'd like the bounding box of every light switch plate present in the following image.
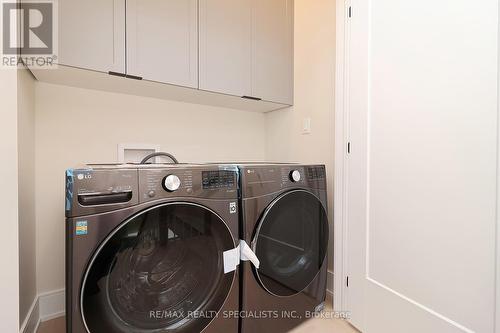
[302,117,311,134]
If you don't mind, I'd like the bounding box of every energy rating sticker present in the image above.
[76,221,88,235]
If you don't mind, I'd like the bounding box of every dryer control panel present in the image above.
[240,164,326,198]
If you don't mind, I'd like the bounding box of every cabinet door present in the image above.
[127,0,198,88]
[58,0,125,73]
[252,0,294,105]
[199,0,252,97]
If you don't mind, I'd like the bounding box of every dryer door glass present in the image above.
[81,203,235,333]
[253,190,329,297]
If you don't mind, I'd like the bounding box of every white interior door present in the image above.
[346,0,499,332]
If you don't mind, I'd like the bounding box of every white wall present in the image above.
[0,70,20,332]
[17,68,37,327]
[34,82,267,293]
[265,0,336,292]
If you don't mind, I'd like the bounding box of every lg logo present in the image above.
[2,1,54,55]
[77,173,92,181]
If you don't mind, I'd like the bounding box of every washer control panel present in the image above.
[290,170,302,182]
[202,170,236,189]
[163,174,181,192]
[139,167,238,202]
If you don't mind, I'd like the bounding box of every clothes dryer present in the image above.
[238,164,329,333]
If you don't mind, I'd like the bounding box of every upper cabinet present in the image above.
[199,0,253,97]
[36,0,294,112]
[58,0,125,73]
[199,0,294,104]
[252,0,294,105]
[126,0,198,87]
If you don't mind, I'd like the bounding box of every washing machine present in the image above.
[239,164,329,333]
[65,164,241,333]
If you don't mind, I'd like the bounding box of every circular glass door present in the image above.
[253,190,328,297]
[81,202,235,333]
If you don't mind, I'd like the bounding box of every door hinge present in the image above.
[347,142,351,154]
[348,6,352,18]
[346,276,349,287]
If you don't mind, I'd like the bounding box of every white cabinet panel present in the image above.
[58,0,125,73]
[252,0,293,105]
[52,0,292,111]
[126,0,198,88]
[199,0,294,104]
[199,0,252,97]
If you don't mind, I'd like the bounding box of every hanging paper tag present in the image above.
[223,244,240,274]
[239,240,260,269]
[223,240,260,274]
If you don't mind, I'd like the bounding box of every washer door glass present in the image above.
[82,203,235,333]
[253,190,328,297]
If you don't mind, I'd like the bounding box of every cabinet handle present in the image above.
[242,96,262,101]
[108,71,126,77]
[108,72,143,81]
[126,74,143,80]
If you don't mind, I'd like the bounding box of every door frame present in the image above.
[334,0,500,331]
[496,2,500,329]
[333,0,350,315]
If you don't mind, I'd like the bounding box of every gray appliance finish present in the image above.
[66,164,240,333]
[239,164,329,333]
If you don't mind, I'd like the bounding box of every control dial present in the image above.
[163,174,181,192]
[290,170,301,182]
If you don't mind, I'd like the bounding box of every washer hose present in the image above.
[140,152,179,164]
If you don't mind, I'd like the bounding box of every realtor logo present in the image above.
[3,1,53,54]
[1,0,57,68]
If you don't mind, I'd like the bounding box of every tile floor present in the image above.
[37,315,359,333]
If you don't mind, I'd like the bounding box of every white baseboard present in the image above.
[20,289,65,333]
[20,298,40,333]
[39,289,65,322]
